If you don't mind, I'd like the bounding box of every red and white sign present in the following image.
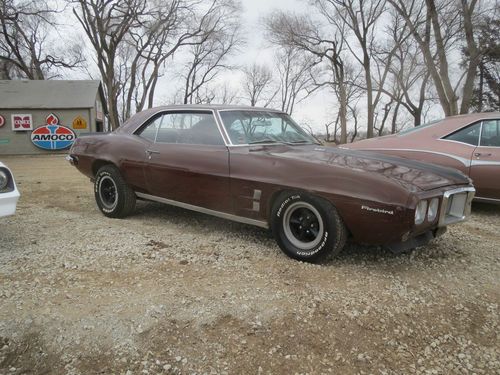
[11,114,33,131]
[0,115,5,128]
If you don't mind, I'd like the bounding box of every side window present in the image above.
[155,112,224,146]
[480,120,500,147]
[444,122,481,146]
[137,116,162,141]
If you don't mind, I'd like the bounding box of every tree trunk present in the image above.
[459,0,480,114]
[364,56,374,138]
[478,62,484,112]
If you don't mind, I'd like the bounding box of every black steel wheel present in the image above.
[94,165,136,218]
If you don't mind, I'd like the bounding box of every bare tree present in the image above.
[372,7,432,127]
[347,103,360,142]
[241,63,277,107]
[193,83,240,104]
[265,11,355,143]
[182,0,242,104]
[324,119,335,142]
[302,122,316,136]
[385,36,432,127]
[0,0,82,79]
[73,0,231,128]
[72,0,145,128]
[387,0,485,115]
[274,46,317,115]
[314,0,386,139]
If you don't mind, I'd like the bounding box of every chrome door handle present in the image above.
[474,152,492,157]
[146,150,160,159]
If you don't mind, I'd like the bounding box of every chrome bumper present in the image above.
[65,155,78,166]
[0,189,20,217]
[438,187,475,227]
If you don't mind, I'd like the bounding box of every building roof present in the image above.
[0,80,107,112]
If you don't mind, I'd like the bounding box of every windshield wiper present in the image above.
[287,140,312,144]
[248,139,282,145]
[248,139,319,146]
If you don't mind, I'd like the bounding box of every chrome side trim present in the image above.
[135,192,269,229]
[358,148,472,167]
[474,196,500,204]
[437,138,478,148]
[217,108,283,113]
[470,160,500,167]
[213,109,233,146]
[437,187,475,227]
[478,120,484,146]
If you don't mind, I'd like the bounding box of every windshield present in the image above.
[218,110,318,145]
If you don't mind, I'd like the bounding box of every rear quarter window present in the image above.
[443,122,481,146]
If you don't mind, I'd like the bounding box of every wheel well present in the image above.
[267,189,305,217]
[92,160,115,177]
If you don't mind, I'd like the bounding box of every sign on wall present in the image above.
[12,114,33,131]
[72,115,87,129]
[31,113,76,151]
[0,115,5,128]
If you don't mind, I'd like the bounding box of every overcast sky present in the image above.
[237,0,336,130]
[203,0,334,131]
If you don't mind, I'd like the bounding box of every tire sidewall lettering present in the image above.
[276,194,301,218]
[295,231,329,257]
[275,192,335,260]
[95,170,117,214]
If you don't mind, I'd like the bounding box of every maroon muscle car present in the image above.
[67,105,475,262]
[346,113,500,203]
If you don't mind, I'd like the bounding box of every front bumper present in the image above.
[66,155,78,166]
[438,186,475,227]
[0,189,20,217]
[387,227,447,254]
[386,186,475,253]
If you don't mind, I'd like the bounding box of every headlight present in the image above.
[0,170,9,190]
[415,200,428,225]
[427,198,439,222]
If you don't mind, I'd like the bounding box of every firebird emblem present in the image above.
[361,205,394,215]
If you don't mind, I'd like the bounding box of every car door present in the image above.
[469,119,500,200]
[142,110,231,213]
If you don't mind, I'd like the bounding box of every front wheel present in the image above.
[271,192,347,262]
[94,165,136,218]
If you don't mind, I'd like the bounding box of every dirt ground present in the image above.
[0,155,499,375]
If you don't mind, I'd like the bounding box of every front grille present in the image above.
[438,187,475,227]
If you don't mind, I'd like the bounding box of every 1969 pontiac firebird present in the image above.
[67,105,475,262]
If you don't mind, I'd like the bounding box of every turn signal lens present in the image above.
[415,200,428,225]
[428,198,439,222]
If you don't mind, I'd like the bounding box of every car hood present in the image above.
[264,145,470,192]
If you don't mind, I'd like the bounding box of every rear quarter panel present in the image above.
[70,133,150,192]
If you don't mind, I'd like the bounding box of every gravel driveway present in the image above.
[0,155,499,375]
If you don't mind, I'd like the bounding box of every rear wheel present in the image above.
[271,192,347,262]
[94,165,136,218]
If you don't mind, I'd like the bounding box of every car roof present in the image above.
[140,104,283,112]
